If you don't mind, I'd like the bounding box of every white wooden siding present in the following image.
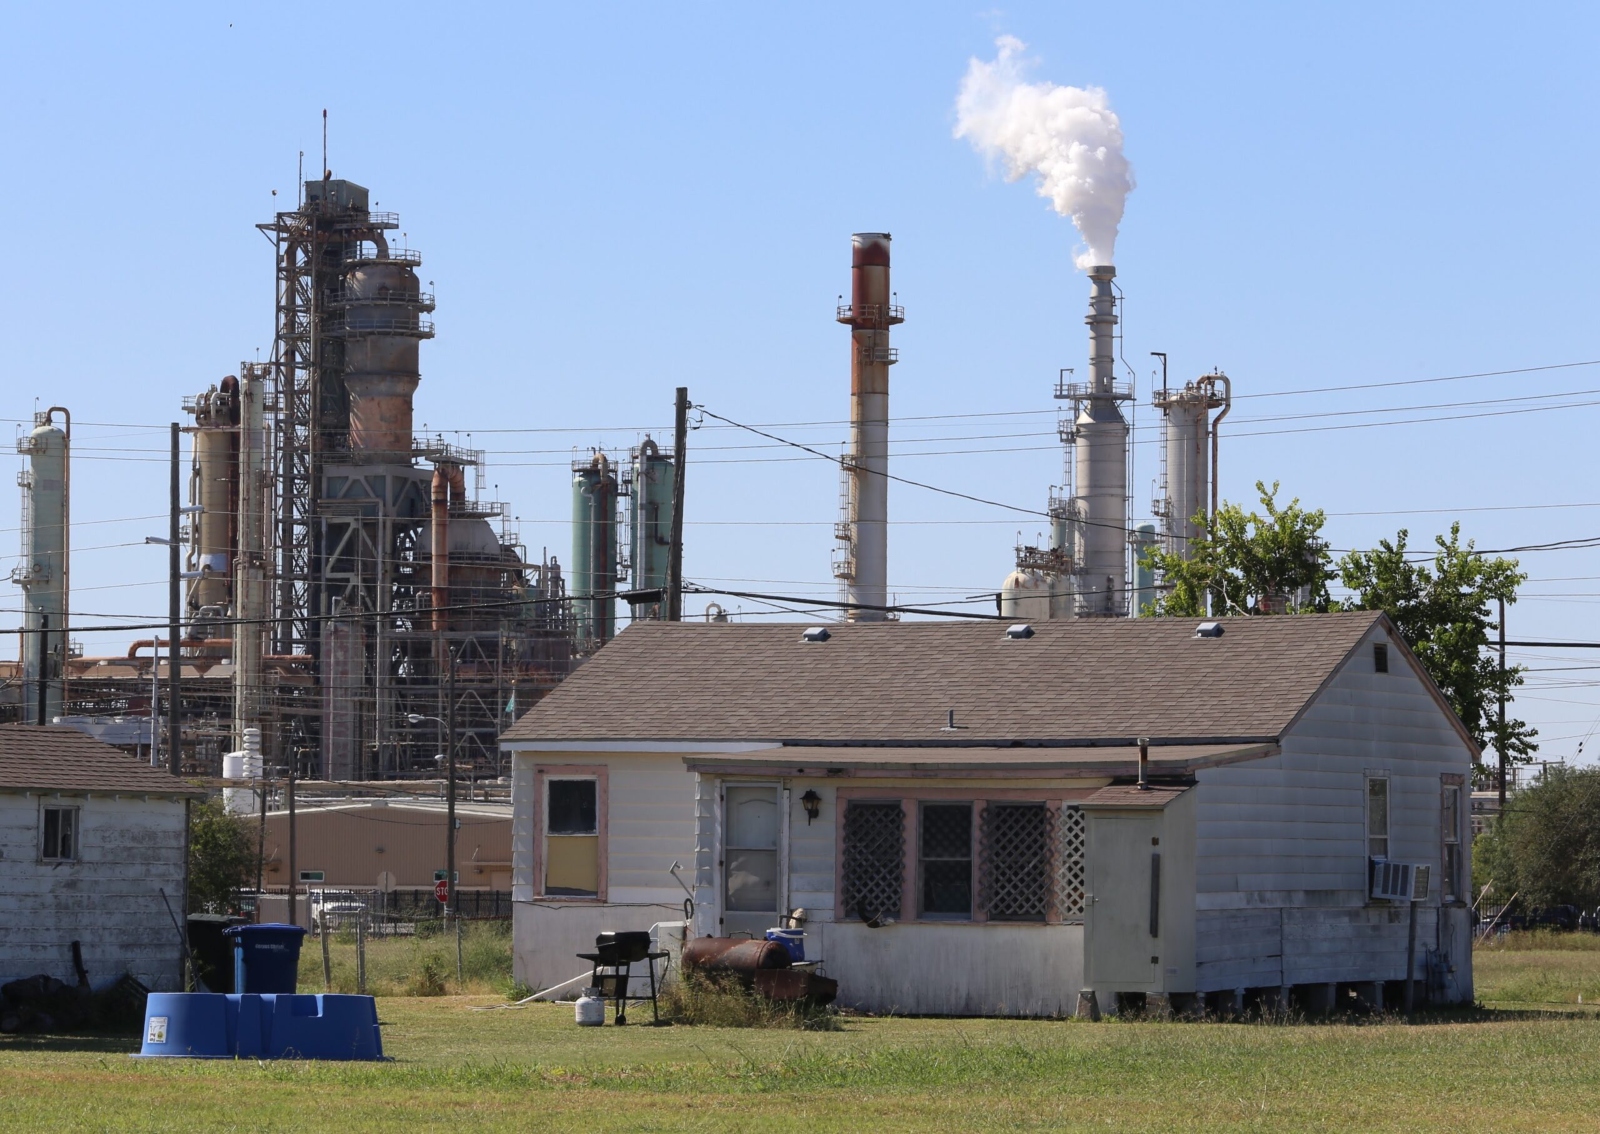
[1192,626,1473,991]
[0,792,187,991]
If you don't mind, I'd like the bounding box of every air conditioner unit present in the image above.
[1369,859,1427,902]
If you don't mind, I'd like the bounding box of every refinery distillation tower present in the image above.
[6,175,679,780]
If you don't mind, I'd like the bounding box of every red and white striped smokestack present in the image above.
[835,233,903,622]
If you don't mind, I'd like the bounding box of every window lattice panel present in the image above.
[1055,805,1086,920]
[842,802,904,920]
[980,803,1053,922]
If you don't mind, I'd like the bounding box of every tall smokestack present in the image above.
[834,233,903,622]
[1071,265,1130,616]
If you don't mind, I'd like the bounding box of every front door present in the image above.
[1085,813,1163,988]
[722,785,781,938]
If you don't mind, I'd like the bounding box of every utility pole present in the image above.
[168,422,181,776]
[446,647,457,924]
[1497,596,1508,809]
[287,763,298,929]
[666,387,688,622]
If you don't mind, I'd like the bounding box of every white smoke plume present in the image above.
[955,36,1134,270]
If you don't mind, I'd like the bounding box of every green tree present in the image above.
[1474,767,1600,909]
[1142,481,1333,617]
[1339,524,1535,763]
[188,797,257,914]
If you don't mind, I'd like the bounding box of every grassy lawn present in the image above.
[1,935,1596,1131]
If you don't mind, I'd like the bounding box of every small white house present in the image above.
[502,613,1476,1014]
[0,725,202,991]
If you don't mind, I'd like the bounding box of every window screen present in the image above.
[980,803,1052,922]
[841,802,903,921]
[1442,784,1462,900]
[41,806,77,861]
[1373,642,1389,673]
[1368,778,1390,859]
[548,779,597,835]
[919,803,972,917]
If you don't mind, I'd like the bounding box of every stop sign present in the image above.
[434,878,450,904]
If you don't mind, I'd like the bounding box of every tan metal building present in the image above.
[261,799,512,894]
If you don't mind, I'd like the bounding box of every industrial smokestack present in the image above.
[1071,266,1131,616]
[834,233,903,622]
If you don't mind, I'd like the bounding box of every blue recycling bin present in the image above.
[224,924,307,994]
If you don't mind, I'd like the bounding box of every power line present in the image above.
[696,405,1051,519]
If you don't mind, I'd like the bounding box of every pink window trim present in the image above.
[532,764,609,903]
[835,785,1100,927]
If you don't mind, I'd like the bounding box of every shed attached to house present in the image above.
[501,612,1476,1014]
[0,725,203,992]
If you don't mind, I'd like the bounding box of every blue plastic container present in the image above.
[765,928,805,963]
[136,993,383,1060]
[224,924,307,994]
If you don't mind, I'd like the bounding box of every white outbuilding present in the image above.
[501,612,1476,1015]
[0,725,202,991]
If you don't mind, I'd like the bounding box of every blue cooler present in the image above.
[224,924,307,994]
[765,928,805,963]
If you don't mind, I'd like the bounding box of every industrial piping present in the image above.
[835,233,903,622]
[431,460,466,666]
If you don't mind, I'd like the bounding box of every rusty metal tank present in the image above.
[681,937,792,985]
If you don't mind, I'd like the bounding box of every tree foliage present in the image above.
[1143,481,1333,617]
[1340,524,1534,761]
[1473,768,1600,910]
[1140,485,1535,769]
[188,797,257,914]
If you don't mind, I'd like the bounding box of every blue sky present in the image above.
[3,3,1599,764]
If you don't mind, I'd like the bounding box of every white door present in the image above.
[722,785,780,938]
[1086,813,1163,988]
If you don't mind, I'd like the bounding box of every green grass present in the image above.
[2,939,1598,1131]
[1476,930,1600,1007]
[296,921,515,997]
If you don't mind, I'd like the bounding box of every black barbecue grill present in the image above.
[577,931,667,1024]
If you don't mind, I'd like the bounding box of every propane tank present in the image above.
[575,987,606,1026]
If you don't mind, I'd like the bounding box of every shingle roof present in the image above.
[0,725,206,796]
[503,611,1385,746]
[685,743,1274,777]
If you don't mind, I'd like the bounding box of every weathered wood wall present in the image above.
[0,792,186,991]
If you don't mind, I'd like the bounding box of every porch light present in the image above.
[800,790,822,825]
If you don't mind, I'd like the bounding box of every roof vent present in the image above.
[1005,624,1035,640]
[1194,621,1224,639]
[800,627,832,643]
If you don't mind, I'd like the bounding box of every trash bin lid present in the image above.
[223,923,308,939]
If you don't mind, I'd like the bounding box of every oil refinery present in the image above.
[3,173,1232,782]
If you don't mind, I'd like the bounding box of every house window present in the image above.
[545,778,599,897]
[1367,777,1390,859]
[41,806,78,861]
[980,803,1052,922]
[919,803,972,918]
[841,801,903,921]
[1442,783,1462,901]
[1373,642,1389,673]
[724,785,779,914]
